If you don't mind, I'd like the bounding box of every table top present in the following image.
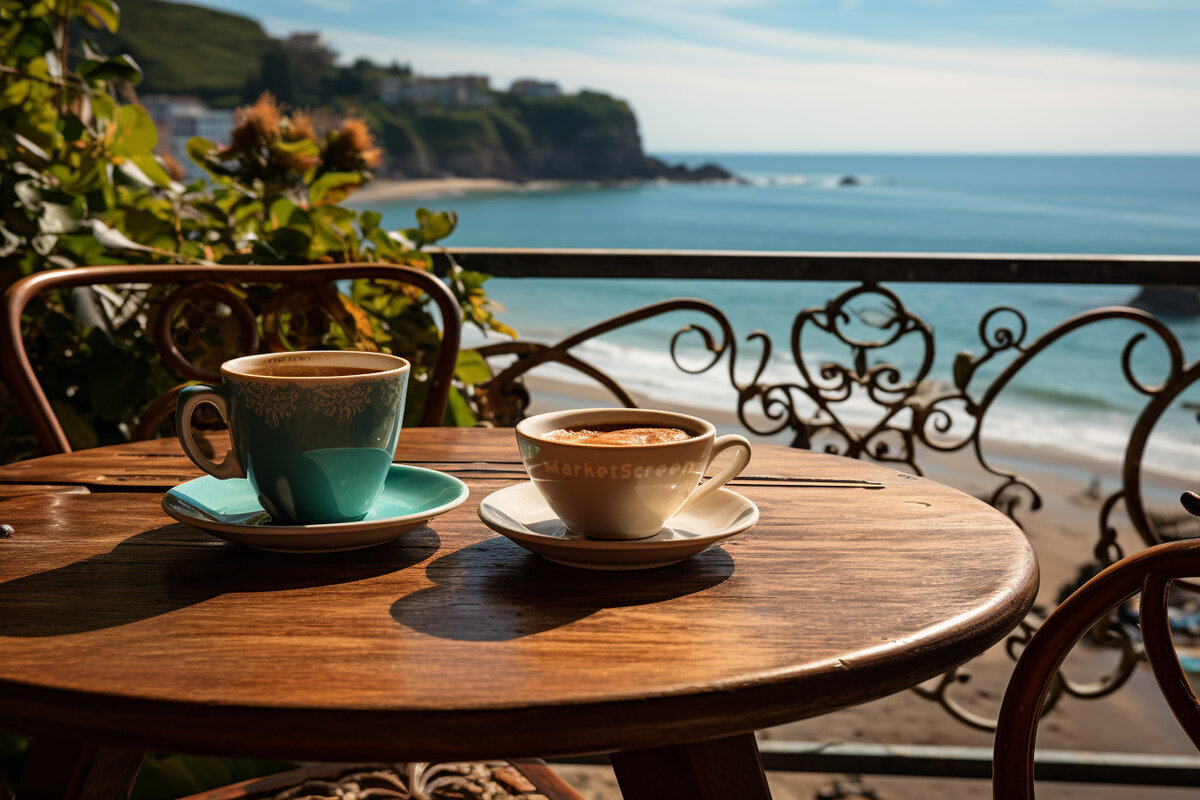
[0,428,1037,762]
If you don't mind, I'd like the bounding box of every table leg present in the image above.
[18,735,145,800]
[609,731,772,800]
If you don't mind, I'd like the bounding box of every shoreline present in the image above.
[349,177,579,204]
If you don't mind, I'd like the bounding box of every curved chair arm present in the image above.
[993,533,1200,798]
[2,263,462,454]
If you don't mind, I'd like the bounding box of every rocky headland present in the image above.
[106,0,739,185]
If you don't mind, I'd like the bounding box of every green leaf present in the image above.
[78,54,142,85]
[130,153,173,188]
[414,207,457,245]
[185,136,217,167]
[111,103,157,157]
[60,113,85,142]
[2,78,31,106]
[267,226,312,257]
[443,385,476,427]
[359,209,382,233]
[454,349,492,386]
[308,171,365,206]
[90,91,116,122]
[88,220,153,252]
[230,198,264,225]
[77,0,119,33]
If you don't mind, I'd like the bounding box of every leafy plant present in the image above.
[0,0,511,463]
[0,0,515,786]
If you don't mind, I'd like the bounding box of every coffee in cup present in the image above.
[542,424,692,446]
[176,351,409,524]
[515,408,752,540]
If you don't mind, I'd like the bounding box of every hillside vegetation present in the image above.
[95,0,273,106]
[101,0,731,181]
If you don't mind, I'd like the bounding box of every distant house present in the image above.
[510,79,561,99]
[283,32,326,53]
[141,95,235,177]
[380,75,494,107]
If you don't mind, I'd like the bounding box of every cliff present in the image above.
[104,0,734,183]
[364,92,726,182]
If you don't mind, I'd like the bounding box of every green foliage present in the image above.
[0,0,512,464]
[91,0,274,106]
[88,0,646,178]
[508,90,636,149]
[414,108,503,155]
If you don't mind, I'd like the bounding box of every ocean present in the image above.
[364,155,1200,475]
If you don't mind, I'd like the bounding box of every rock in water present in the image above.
[1129,285,1200,317]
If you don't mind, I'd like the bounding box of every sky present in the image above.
[190,0,1200,154]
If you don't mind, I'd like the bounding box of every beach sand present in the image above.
[513,373,1199,799]
[349,177,574,204]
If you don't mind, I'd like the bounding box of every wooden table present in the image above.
[0,428,1038,800]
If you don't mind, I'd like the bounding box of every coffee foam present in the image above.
[542,426,692,446]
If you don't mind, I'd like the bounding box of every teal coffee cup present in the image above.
[176,351,410,524]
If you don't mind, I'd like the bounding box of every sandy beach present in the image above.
[513,373,1199,800]
[349,177,576,204]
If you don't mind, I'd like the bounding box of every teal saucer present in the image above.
[162,464,468,552]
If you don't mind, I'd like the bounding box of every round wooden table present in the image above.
[0,428,1038,800]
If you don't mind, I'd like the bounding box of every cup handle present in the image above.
[176,384,245,480]
[680,434,752,511]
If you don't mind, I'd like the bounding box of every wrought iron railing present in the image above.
[437,248,1200,786]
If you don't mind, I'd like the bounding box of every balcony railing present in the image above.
[437,248,1200,788]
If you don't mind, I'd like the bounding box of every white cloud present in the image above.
[1051,0,1198,10]
[298,0,355,10]
[259,10,1200,152]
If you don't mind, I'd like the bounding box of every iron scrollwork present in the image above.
[473,280,1200,732]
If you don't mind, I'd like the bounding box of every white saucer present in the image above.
[162,464,468,553]
[477,482,759,570]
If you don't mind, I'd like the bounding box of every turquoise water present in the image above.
[363,155,1200,471]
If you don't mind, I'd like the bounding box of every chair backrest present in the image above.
[993,512,1200,798]
[2,263,462,455]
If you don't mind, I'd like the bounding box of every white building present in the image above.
[141,95,236,177]
[380,75,494,107]
[510,79,561,99]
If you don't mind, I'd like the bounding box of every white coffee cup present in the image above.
[515,408,753,540]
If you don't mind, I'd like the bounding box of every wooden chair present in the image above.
[993,495,1200,798]
[1,263,462,455]
[2,265,588,800]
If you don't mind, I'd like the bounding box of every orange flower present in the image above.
[324,117,383,171]
[287,112,318,143]
[244,93,282,141]
[227,93,283,155]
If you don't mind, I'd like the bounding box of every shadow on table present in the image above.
[390,536,735,641]
[0,525,439,637]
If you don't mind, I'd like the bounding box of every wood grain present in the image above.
[0,427,905,489]
[0,434,1037,765]
[0,484,88,501]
